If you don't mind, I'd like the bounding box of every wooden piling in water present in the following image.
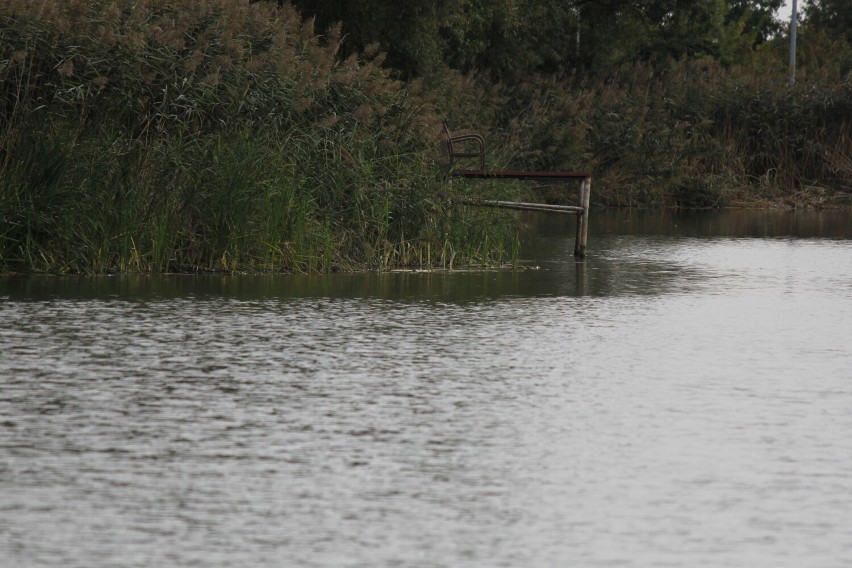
[574,176,591,257]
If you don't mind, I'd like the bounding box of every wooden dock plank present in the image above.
[457,198,583,214]
[457,170,591,181]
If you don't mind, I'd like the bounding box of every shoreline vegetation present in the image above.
[1,1,850,275]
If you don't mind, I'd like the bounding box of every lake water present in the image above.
[2,209,852,568]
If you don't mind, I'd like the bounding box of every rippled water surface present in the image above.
[2,210,852,567]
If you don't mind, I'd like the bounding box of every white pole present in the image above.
[788,0,798,86]
[575,6,581,58]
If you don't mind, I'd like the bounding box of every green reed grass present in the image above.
[0,0,524,274]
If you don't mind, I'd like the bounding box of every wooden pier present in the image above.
[443,124,592,257]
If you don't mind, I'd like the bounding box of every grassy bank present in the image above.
[2,2,850,274]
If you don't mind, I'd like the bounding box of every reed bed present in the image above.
[445,59,852,209]
[0,0,521,274]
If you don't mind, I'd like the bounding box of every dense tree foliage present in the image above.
[248,0,852,84]
[726,0,784,45]
[805,0,852,43]
[279,0,795,78]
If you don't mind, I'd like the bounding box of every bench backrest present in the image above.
[441,122,485,171]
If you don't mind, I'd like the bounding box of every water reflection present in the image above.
[3,210,851,303]
[588,207,852,239]
[0,259,708,301]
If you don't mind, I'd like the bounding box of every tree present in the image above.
[725,0,784,46]
[282,0,827,80]
[288,0,447,77]
[574,0,731,72]
[805,0,852,42]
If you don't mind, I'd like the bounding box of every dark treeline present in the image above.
[272,0,850,80]
[1,1,850,274]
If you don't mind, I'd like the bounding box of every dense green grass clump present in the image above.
[0,0,519,274]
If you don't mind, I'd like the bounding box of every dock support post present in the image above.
[574,176,591,257]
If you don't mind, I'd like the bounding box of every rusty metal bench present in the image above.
[441,122,592,257]
[442,122,486,171]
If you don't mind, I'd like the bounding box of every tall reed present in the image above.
[0,0,524,274]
